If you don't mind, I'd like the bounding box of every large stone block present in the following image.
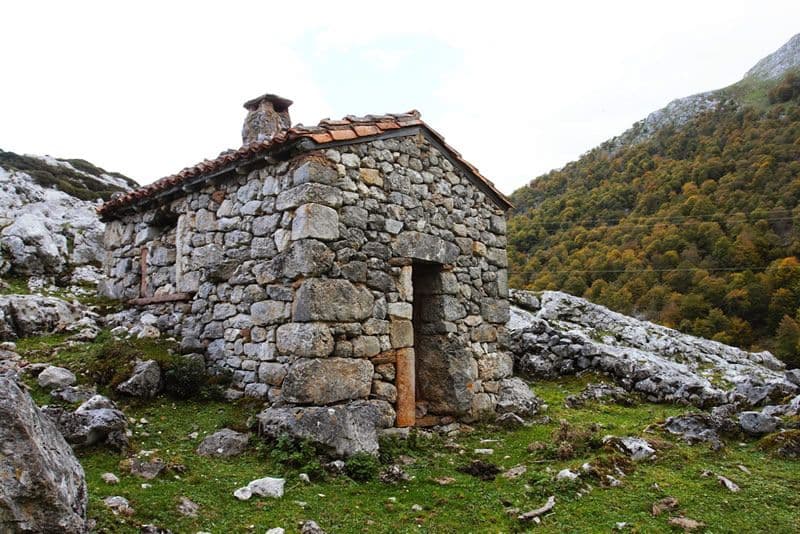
[257,400,394,457]
[275,322,334,358]
[276,183,343,211]
[251,300,290,326]
[281,358,373,404]
[291,203,339,241]
[292,159,338,186]
[293,278,374,322]
[481,297,510,324]
[277,239,334,279]
[416,335,477,415]
[392,231,459,264]
[389,320,413,348]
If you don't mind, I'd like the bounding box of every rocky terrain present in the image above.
[603,32,800,152]
[0,150,135,278]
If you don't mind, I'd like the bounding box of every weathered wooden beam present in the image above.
[395,347,415,427]
[139,248,149,298]
[128,292,193,306]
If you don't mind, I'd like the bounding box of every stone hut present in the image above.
[98,94,531,449]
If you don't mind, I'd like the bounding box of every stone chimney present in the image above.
[241,93,293,145]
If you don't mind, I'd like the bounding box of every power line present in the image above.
[508,265,778,275]
[511,209,799,228]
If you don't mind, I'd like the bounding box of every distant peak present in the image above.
[744,33,800,81]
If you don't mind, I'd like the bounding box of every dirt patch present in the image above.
[457,460,502,481]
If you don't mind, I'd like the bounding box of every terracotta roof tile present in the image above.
[98,110,511,216]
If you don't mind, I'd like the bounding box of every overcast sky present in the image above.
[1,1,799,194]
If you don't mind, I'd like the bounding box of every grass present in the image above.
[18,337,800,533]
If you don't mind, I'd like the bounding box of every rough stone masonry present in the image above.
[98,94,535,448]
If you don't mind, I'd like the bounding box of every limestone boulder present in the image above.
[43,394,129,450]
[281,358,373,404]
[196,428,250,458]
[258,400,395,457]
[37,365,77,390]
[739,411,781,436]
[116,360,162,398]
[495,377,542,417]
[0,295,88,340]
[0,377,88,532]
[291,203,339,241]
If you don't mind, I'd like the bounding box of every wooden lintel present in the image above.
[395,347,415,427]
[128,292,193,306]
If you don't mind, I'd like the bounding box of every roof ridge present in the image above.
[98,109,510,216]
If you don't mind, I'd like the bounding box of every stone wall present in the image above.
[101,132,512,422]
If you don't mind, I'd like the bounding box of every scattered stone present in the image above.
[196,428,249,458]
[128,457,166,480]
[299,473,311,483]
[502,465,528,479]
[411,504,423,512]
[496,412,526,428]
[50,385,95,404]
[266,529,285,534]
[474,448,494,455]
[379,465,410,484]
[556,469,579,481]
[739,411,780,436]
[103,496,134,516]
[717,475,740,492]
[177,496,200,517]
[234,477,285,500]
[0,376,88,532]
[0,295,91,340]
[663,413,722,449]
[651,497,679,516]
[116,359,162,398]
[37,365,77,389]
[101,472,120,485]
[325,460,346,475]
[518,495,556,521]
[434,476,456,485]
[565,383,634,408]
[300,520,326,534]
[457,460,502,481]
[668,516,705,531]
[607,436,656,461]
[737,464,751,474]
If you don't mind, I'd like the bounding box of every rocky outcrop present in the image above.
[0,153,135,277]
[744,33,800,81]
[508,290,794,408]
[0,294,100,342]
[603,33,800,152]
[0,376,88,533]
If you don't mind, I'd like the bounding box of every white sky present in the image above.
[1,1,799,194]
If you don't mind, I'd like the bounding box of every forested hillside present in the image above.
[508,72,800,366]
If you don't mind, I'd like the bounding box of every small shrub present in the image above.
[268,435,325,480]
[758,430,800,459]
[162,356,207,399]
[344,452,380,482]
[378,428,432,464]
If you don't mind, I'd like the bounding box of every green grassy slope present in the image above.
[17,333,800,533]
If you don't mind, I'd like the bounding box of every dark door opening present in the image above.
[410,261,442,423]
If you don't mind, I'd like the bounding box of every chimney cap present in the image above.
[243,93,293,112]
